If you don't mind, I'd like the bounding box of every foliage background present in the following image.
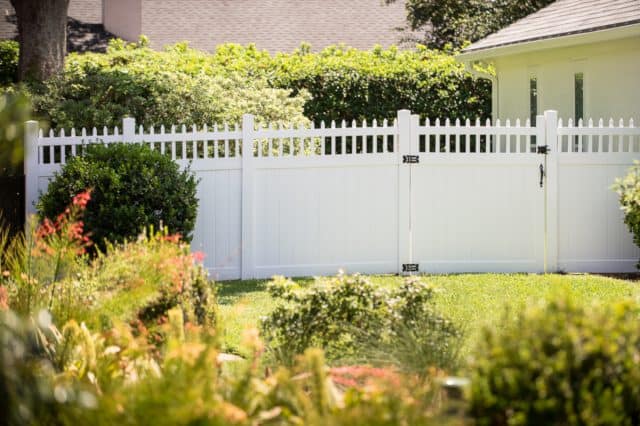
[1,39,491,129]
[389,0,555,49]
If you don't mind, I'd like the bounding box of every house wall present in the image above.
[494,36,640,123]
[103,0,141,42]
[68,0,102,23]
[1,0,102,40]
[136,0,411,52]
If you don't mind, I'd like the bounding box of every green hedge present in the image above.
[271,44,491,123]
[31,39,309,130]
[26,39,490,129]
[207,43,491,123]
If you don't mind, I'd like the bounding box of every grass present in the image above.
[216,273,640,358]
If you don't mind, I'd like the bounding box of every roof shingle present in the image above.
[465,0,640,52]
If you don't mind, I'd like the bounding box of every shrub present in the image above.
[31,39,309,130]
[0,40,18,86]
[3,191,92,318]
[38,143,198,251]
[26,39,490,130]
[613,162,640,268]
[270,44,492,123]
[470,295,640,425]
[1,209,457,424]
[261,274,461,372]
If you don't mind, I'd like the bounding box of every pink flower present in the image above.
[193,251,206,263]
[72,190,92,208]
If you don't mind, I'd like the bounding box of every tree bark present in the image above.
[10,0,70,82]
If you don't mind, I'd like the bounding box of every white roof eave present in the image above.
[457,23,640,63]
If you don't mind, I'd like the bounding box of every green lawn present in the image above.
[216,273,640,359]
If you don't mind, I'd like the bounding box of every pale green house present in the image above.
[459,0,640,123]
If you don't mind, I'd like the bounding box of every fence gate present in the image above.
[399,111,548,274]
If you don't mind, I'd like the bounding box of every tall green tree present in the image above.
[10,0,70,82]
[390,0,555,49]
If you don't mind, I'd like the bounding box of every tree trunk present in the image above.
[10,0,70,82]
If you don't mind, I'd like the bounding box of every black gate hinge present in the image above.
[402,263,419,273]
[536,145,549,154]
[402,155,419,164]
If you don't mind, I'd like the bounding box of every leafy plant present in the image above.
[0,308,101,425]
[30,39,309,130]
[388,0,554,49]
[2,191,92,318]
[261,273,461,372]
[270,44,491,123]
[470,295,640,425]
[0,89,31,176]
[613,162,640,268]
[0,40,19,86]
[38,143,198,251]
[22,39,490,130]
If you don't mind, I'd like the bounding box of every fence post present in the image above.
[24,120,39,220]
[241,114,255,279]
[397,110,412,274]
[543,110,559,273]
[122,116,136,142]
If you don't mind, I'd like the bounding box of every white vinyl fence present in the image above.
[24,110,640,280]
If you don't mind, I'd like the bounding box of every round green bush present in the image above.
[38,143,198,250]
[470,295,640,425]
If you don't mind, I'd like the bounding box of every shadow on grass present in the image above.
[215,280,269,305]
[215,277,316,304]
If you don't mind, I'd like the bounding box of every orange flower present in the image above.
[0,286,8,310]
[72,190,92,208]
[192,251,206,263]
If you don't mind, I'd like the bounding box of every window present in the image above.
[574,72,584,151]
[574,72,584,123]
[529,76,538,149]
[529,76,538,125]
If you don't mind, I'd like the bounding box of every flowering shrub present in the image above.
[261,273,461,372]
[78,227,217,342]
[34,190,92,258]
[2,190,92,318]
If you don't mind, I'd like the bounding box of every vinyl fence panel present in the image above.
[24,109,640,279]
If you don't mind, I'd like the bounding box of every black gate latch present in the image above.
[536,145,549,154]
[539,164,545,188]
[402,155,419,164]
[402,263,419,272]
